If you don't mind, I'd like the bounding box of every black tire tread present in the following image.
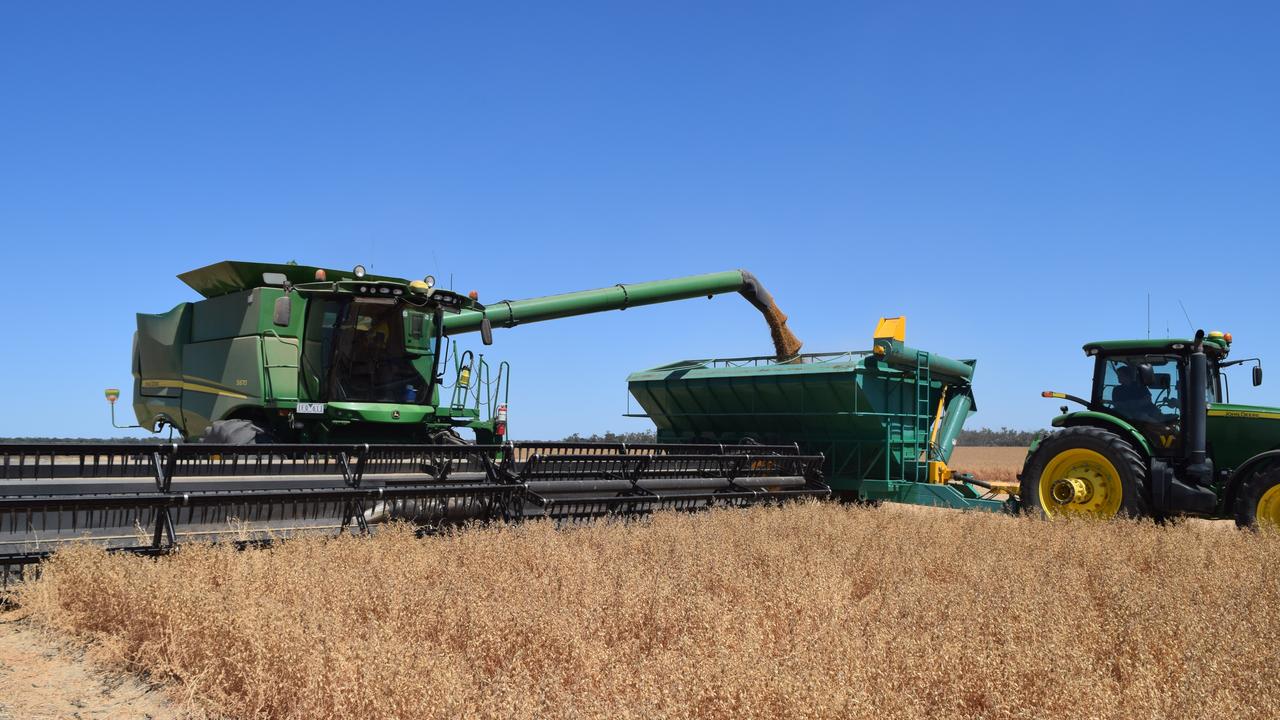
[1233,465,1280,529]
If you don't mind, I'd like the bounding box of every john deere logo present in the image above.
[392,410,401,420]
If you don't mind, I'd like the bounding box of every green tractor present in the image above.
[1021,329,1279,528]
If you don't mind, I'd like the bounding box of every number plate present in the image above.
[295,403,326,415]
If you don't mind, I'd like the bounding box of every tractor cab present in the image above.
[1079,336,1232,457]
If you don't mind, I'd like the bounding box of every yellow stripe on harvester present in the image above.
[141,379,250,400]
[1208,408,1280,420]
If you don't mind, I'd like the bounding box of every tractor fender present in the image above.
[1050,412,1153,458]
[1223,449,1280,514]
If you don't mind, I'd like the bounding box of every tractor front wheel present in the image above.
[1234,467,1280,530]
[1020,426,1150,519]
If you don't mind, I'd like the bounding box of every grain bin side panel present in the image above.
[627,354,948,492]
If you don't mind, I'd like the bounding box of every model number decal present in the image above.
[295,403,326,414]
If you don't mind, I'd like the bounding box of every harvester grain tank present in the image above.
[1022,329,1280,527]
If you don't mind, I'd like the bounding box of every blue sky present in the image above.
[1,2,1277,439]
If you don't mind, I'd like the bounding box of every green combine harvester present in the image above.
[0,260,824,583]
[126,260,801,445]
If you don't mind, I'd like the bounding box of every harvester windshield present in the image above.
[303,297,437,404]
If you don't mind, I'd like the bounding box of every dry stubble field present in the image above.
[14,473,1280,720]
[8,447,1278,719]
[948,445,1027,485]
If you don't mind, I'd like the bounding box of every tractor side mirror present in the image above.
[480,317,494,346]
[273,296,292,326]
[1137,363,1157,387]
[1254,365,1263,386]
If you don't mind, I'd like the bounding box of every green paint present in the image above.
[443,270,751,335]
[1050,411,1153,455]
[627,346,996,511]
[130,261,796,444]
[1207,403,1280,471]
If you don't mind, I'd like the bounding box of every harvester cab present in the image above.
[1023,329,1280,527]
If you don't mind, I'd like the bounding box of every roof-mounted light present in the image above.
[354,265,367,278]
[1225,332,1233,343]
[424,275,436,289]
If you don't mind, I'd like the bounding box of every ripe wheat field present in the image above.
[948,445,1026,485]
[17,497,1280,720]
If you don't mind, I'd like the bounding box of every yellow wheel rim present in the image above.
[1256,484,1280,529]
[1037,448,1124,518]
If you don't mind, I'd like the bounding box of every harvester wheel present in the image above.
[1234,467,1280,530]
[428,429,468,445]
[201,419,273,445]
[1020,427,1149,519]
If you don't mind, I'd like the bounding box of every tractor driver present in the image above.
[1112,364,1166,424]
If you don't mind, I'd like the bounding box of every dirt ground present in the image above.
[0,609,182,720]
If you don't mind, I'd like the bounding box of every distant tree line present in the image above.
[562,430,657,444]
[956,427,1042,447]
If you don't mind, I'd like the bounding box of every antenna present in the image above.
[1177,299,1195,334]
[1147,293,1150,339]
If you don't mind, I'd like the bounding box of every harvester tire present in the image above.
[1233,466,1280,530]
[201,419,273,445]
[428,429,468,445]
[1019,426,1149,519]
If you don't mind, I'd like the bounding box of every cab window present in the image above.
[1098,355,1181,426]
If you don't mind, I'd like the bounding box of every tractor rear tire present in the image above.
[1020,426,1150,519]
[1234,466,1280,530]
